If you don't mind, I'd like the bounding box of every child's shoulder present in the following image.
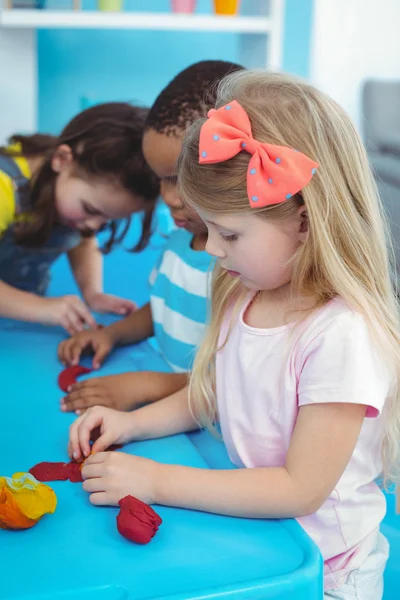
[297,296,378,360]
[295,297,393,410]
[164,227,193,249]
[310,295,357,322]
[162,228,212,273]
[303,297,367,340]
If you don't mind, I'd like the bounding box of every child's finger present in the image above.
[73,301,97,330]
[67,381,97,397]
[104,298,125,314]
[57,340,67,364]
[61,392,101,413]
[109,299,136,315]
[81,462,103,480]
[89,492,110,506]
[91,431,117,455]
[83,477,106,493]
[69,416,84,461]
[66,382,101,404]
[69,338,91,366]
[69,379,99,393]
[58,339,73,365]
[120,300,137,314]
[62,318,78,337]
[84,452,108,465]
[77,410,106,458]
[66,312,84,334]
[92,341,111,369]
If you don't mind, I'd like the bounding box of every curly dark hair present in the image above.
[145,60,244,136]
[1,103,160,251]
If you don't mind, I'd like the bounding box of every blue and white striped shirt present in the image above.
[149,228,213,372]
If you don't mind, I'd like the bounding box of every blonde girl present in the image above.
[68,71,399,599]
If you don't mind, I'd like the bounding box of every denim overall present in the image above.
[0,154,81,295]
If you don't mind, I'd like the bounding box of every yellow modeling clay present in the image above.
[0,472,57,529]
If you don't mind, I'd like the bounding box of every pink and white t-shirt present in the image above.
[216,295,392,590]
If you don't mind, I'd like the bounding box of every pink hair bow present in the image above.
[199,100,319,208]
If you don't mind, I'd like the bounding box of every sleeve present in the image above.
[0,171,16,236]
[148,249,165,289]
[297,311,393,418]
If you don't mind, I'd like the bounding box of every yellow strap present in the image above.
[0,171,16,236]
[0,145,32,236]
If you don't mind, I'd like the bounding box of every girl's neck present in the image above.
[246,285,317,329]
[259,282,297,305]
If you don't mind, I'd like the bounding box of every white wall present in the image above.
[0,29,37,145]
[310,0,400,131]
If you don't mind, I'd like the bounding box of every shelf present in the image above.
[0,10,272,33]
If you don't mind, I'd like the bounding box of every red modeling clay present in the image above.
[58,365,92,393]
[29,461,83,483]
[65,461,84,483]
[29,462,69,482]
[29,440,122,484]
[116,495,162,544]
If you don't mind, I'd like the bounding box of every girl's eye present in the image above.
[83,203,98,216]
[219,232,238,243]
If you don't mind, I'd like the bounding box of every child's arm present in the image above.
[68,237,136,316]
[69,385,197,460]
[58,302,154,367]
[0,279,50,321]
[78,401,366,515]
[0,279,96,333]
[61,370,188,412]
[153,402,366,517]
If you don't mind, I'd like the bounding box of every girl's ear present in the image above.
[297,205,309,243]
[51,144,73,173]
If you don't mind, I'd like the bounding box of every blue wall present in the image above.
[283,0,314,78]
[37,0,314,133]
[40,0,314,303]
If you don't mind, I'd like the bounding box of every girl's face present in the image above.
[52,145,144,234]
[197,208,307,291]
[142,129,206,234]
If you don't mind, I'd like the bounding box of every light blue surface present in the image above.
[0,201,322,599]
[37,0,315,133]
[0,323,322,599]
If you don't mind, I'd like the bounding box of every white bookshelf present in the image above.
[0,1,285,143]
[0,10,273,32]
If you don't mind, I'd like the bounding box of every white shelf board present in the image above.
[0,10,272,33]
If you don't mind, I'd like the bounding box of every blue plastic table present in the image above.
[0,322,322,600]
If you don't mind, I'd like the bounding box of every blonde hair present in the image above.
[177,70,400,484]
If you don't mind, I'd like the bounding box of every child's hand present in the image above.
[61,372,149,413]
[41,295,97,335]
[58,327,117,368]
[68,405,133,462]
[85,292,137,316]
[81,452,160,506]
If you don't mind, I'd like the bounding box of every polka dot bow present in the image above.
[199,100,319,208]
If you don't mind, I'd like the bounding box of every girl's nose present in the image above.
[161,182,182,209]
[206,234,226,259]
[84,216,107,232]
